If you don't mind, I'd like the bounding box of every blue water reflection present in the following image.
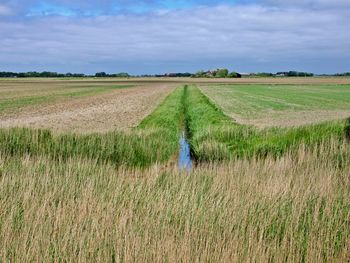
[179,132,193,171]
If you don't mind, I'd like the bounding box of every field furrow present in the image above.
[0,82,175,133]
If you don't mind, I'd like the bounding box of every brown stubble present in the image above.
[0,83,175,133]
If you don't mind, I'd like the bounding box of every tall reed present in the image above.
[0,139,349,262]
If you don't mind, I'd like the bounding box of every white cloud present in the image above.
[0,3,349,73]
[263,0,350,9]
[0,4,13,16]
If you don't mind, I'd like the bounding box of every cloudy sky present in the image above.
[0,0,349,74]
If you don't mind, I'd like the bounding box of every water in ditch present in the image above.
[179,131,193,171]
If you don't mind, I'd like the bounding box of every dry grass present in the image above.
[0,139,349,262]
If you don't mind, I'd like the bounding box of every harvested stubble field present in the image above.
[0,78,350,262]
[0,79,175,133]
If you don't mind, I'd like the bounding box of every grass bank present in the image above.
[184,85,348,161]
[1,140,349,262]
[0,87,184,168]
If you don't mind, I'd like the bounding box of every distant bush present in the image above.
[215,69,229,78]
[227,72,242,78]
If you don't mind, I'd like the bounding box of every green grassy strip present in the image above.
[0,85,132,113]
[0,87,184,168]
[185,85,348,161]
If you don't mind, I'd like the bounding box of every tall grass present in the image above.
[185,85,348,161]
[0,139,349,262]
[0,87,184,168]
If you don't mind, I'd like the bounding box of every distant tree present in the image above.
[283,71,314,77]
[287,71,298,77]
[228,72,242,78]
[165,72,192,77]
[95,72,107,77]
[40,72,63,77]
[192,70,207,78]
[0,72,18,78]
[180,73,193,77]
[114,72,130,78]
[215,69,229,78]
[192,69,239,78]
[335,72,350,76]
[0,71,87,78]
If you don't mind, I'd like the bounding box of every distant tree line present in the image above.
[251,72,274,77]
[275,71,314,77]
[1,70,349,78]
[94,72,130,78]
[0,71,134,78]
[334,72,350,76]
[247,71,314,77]
[0,71,86,78]
[136,73,192,78]
[164,73,192,77]
[192,69,242,78]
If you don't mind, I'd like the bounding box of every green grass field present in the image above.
[184,85,348,161]
[1,79,350,262]
[200,84,350,127]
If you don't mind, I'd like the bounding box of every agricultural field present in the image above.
[0,78,350,262]
[0,79,175,133]
[200,84,350,127]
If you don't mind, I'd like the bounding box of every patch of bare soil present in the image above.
[0,84,175,134]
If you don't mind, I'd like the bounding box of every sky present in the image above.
[0,0,349,74]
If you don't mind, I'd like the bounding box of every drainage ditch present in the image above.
[178,131,193,171]
[178,85,194,171]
